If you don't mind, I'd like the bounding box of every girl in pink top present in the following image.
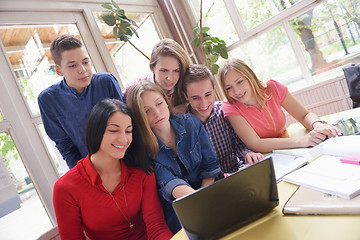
[219,58,342,153]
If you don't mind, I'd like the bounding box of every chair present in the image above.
[343,63,360,108]
[37,226,60,240]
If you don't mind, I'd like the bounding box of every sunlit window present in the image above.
[228,26,304,91]
[0,25,82,116]
[291,0,360,84]
[93,11,161,87]
[188,0,360,91]
[0,132,52,240]
[234,0,304,30]
[192,0,239,45]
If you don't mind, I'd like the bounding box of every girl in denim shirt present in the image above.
[127,81,221,234]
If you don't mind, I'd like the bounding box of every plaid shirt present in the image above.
[187,101,251,173]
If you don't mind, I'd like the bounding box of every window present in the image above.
[0,10,119,239]
[229,26,304,90]
[0,131,52,240]
[93,11,162,87]
[0,24,85,174]
[187,0,360,92]
[234,0,305,30]
[0,24,83,116]
[0,3,170,238]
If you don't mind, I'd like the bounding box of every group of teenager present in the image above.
[38,34,341,240]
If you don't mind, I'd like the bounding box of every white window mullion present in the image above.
[0,42,59,224]
[283,21,314,86]
[223,0,246,41]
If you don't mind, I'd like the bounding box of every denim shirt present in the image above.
[154,114,221,203]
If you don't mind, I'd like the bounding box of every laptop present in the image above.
[172,157,279,240]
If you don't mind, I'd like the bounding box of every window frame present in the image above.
[185,0,329,87]
[0,0,172,228]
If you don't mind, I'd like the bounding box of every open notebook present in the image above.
[282,135,360,199]
[271,117,360,182]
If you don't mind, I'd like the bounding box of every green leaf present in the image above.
[210,64,220,75]
[129,18,138,27]
[202,27,210,33]
[208,55,219,63]
[193,38,200,47]
[213,45,220,53]
[111,0,121,11]
[192,27,199,34]
[115,9,125,17]
[113,27,118,39]
[202,32,210,38]
[118,16,133,25]
[101,13,116,26]
[130,26,139,38]
[205,45,211,55]
[101,4,113,10]
[123,28,133,37]
[120,21,131,28]
[219,46,228,59]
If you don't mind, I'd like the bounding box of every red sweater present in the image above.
[53,155,173,240]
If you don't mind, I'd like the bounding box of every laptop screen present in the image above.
[172,157,279,240]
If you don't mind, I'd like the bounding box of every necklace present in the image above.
[109,187,134,229]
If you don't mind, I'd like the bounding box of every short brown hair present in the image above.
[50,34,83,66]
[182,64,215,95]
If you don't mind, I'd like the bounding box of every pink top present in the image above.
[223,80,288,138]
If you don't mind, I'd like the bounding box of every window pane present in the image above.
[290,0,360,83]
[235,0,304,30]
[0,25,84,116]
[228,26,304,91]
[37,124,68,176]
[196,0,239,45]
[93,11,161,87]
[0,132,52,240]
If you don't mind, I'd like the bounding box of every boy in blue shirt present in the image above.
[38,34,123,168]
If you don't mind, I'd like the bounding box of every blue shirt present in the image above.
[154,114,220,233]
[38,73,123,168]
[154,114,220,201]
[191,101,251,173]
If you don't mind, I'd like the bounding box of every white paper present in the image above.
[283,155,360,199]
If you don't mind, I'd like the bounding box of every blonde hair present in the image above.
[150,38,191,106]
[218,58,270,106]
[218,58,277,132]
[126,80,172,158]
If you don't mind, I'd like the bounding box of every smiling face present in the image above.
[151,55,181,94]
[55,47,93,93]
[224,69,254,105]
[141,90,170,132]
[98,111,133,160]
[185,78,215,122]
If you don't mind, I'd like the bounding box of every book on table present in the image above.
[283,186,360,215]
[282,135,360,199]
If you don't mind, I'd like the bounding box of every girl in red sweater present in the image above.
[53,99,173,240]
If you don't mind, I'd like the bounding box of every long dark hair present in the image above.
[85,98,153,174]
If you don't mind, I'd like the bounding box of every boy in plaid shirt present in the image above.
[174,65,263,173]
